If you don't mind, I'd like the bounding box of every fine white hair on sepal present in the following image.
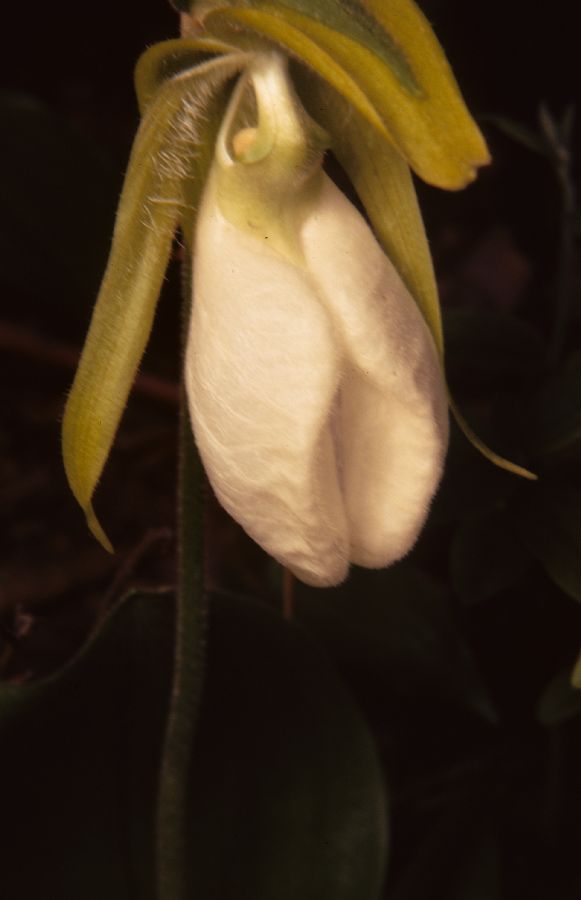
[185,169,448,587]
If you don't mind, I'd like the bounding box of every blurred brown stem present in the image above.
[0,320,178,406]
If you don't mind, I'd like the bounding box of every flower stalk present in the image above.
[156,261,206,900]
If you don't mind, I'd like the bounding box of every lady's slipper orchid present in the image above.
[62,1,533,588]
[185,54,448,586]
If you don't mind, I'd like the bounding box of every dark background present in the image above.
[1,3,580,899]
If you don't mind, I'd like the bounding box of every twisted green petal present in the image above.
[62,51,247,549]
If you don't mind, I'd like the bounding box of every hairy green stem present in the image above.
[156,256,206,900]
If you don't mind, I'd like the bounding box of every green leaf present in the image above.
[512,485,581,602]
[199,0,490,188]
[538,668,581,726]
[451,508,532,605]
[0,590,387,899]
[188,592,387,899]
[0,588,174,900]
[62,52,246,550]
[296,566,497,721]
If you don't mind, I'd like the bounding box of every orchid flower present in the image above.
[61,0,534,587]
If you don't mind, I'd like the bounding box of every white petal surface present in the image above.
[186,177,349,586]
[301,175,449,567]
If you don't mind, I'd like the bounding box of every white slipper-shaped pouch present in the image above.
[185,53,449,587]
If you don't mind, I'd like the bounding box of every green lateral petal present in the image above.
[199,2,490,188]
[62,53,247,550]
[295,75,536,480]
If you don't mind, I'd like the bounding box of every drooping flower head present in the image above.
[61,0,534,585]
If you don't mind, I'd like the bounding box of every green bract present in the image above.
[62,0,534,551]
